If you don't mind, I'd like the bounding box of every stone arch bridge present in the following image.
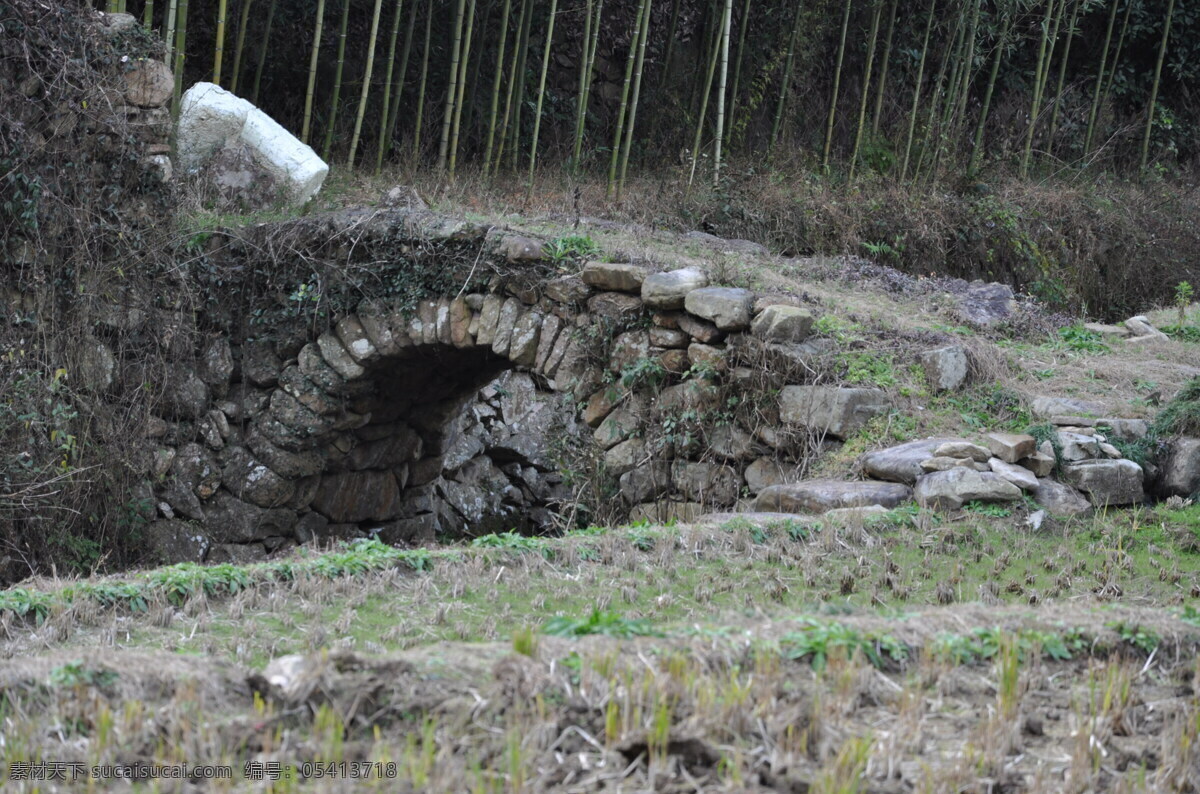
[148,208,870,563]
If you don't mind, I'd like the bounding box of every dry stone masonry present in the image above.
[138,208,1184,564]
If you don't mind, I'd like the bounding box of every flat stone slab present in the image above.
[860,437,968,484]
[755,480,912,514]
[779,386,891,440]
[914,468,1022,510]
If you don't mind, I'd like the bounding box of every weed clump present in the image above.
[1152,378,1200,438]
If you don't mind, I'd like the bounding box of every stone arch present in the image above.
[148,212,841,564]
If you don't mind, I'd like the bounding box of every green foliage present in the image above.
[620,356,668,390]
[781,619,907,672]
[1152,378,1200,437]
[0,539,438,625]
[542,608,662,639]
[48,661,118,689]
[0,588,52,625]
[511,626,539,657]
[1107,621,1160,655]
[931,627,1087,665]
[546,235,600,262]
[964,501,1011,518]
[1054,324,1109,354]
[946,385,1031,432]
[837,351,897,388]
[0,160,42,232]
[1176,281,1194,326]
[472,531,548,556]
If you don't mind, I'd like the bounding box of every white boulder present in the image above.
[177,82,328,204]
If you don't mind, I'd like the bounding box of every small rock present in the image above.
[581,262,648,293]
[677,314,724,344]
[641,267,709,310]
[988,458,1039,491]
[496,235,546,263]
[1031,478,1091,516]
[671,462,741,505]
[587,292,643,323]
[123,59,174,107]
[920,345,969,392]
[744,457,800,494]
[984,432,1036,464]
[684,287,755,331]
[594,408,640,450]
[779,386,891,440]
[921,456,988,472]
[604,438,645,477]
[1123,315,1168,341]
[1019,451,1055,478]
[933,441,991,462]
[751,305,815,344]
[1058,431,1101,462]
[1031,396,1104,419]
[544,276,591,303]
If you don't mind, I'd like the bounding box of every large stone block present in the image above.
[751,305,814,343]
[641,267,709,309]
[859,441,969,484]
[920,345,968,392]
[779,386,891,439]
[312,470,403,523]
[1162,437,1200,497]
[913,468,1022,510]
[1062,459,1144,506]
[755,480,911,514]
[582,262,649,293]
[684,287,755,331]
[177,83,328,203]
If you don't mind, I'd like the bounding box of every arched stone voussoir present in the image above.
[335,315,380,365]
[317,331,366,380]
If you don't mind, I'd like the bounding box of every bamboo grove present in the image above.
[106,0,1197,184]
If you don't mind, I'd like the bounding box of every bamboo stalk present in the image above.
[900,0,935,181]
[952,0,981,131]
[659,0,683,90]
[711,0,731,189]
[348,0,386,166]
[1047,0,1081,151]
[822,0,852,171]
[164,0,177,67]
[322,0,352,161]
[1019,0,1055,178]
[570,0,595,169]
[437,0,468,172]
[250,0,275,103]
[689,10,724,188]
[142,0,154,28]
[483,0,513,177]
[849,0,884,181]
[301,0,327,144]
[724,0,751,144]
[492,0,529,174]
[870,0,897,138]
[449,0,477,177]
[382,0,419,162]
[1140,0,1176,171]
[527,0,560,197]
[1083,0,1120,157]
[968,7,1012,176]
[171,0,188,116]
[230,0,253,94]
[1099,0,1132,110]
[768,1,804,156]
[413,0,434,158]
[507,0,535,171]
[617,0,652,200]
[213,0,228,86]
[375,0,406,174]
[606,0,648,198]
